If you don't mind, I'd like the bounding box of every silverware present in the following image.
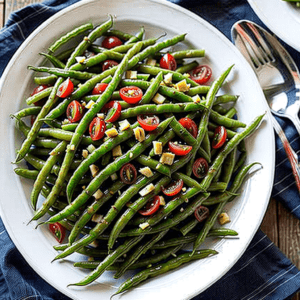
[231,20,300,193]
[231,20,300,135]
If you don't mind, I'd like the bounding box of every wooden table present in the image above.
[1,1,300,299]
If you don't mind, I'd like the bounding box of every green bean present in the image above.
[108,176,171,250]
[225,107,238,119]
[137,64,199,87]
[209,110,246,128]
[125,27,144,44]
[198,146,211,163]
[25,87,52,105]
[48,22,94,54]
[233,151,247,173]
[219,147,237,191]
[74,245,183,270]
[176,61,198,74]
[66,123,138,201]
[214,94,239,105]
[68,236,144,286]
[30,141,67,210]
[105,29,135,41]
[185,65,235,176]
[153,228,239,249]
[202,162,261,206]
[200,114,264,191]
[114,249,218,295]
[119,101,205,120]
[139,71,163,105]
[54,243,109,258]
[179,218,199,236]
[101,151,111,166]
[34,75,57,85]
[114,230,169,279]
[201,130,211,160]
[171,49,205,59]
[186,85,210,96]
[40,52,65,68]
[61,123,78,131]
[67,179,126,245]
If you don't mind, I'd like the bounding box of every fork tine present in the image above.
[234,23,262,68]
[246,22,275,63]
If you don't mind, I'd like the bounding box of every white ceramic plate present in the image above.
[0,0,275,299]
[248,0,300,51]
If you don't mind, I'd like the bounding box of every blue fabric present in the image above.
[1,0,300,299]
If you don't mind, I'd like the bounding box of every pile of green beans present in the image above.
[11,16,264,296]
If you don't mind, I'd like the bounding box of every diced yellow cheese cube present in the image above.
[134,127,145,142]
[91,214,104,223]
[139,222,150,230]
[89,164,99,177]
[160,152,175,165]
[85,100,95,109]
[192,94,202,103]
[152,141,163,155]
[82,149,89,159]
[145,58,157,66]
[174,79,190,92]
[164,73,173,84]
[125,70,138,79]
[93,189,103,200]
[152,93,166,104]
[139,183,155,196]
[218,212,231,225]
[119,119,131,131]
[112,145,122,157]
[139,167,154,178]
[105,128,118,138]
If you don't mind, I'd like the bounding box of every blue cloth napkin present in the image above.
[1,0,300,299]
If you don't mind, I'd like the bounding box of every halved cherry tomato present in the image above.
[31,84,49,96]
[120,163,137,184]
[137,115,160,131]
[89,117,106,141]
[102,36,123,49]
[102,60,119,72]
[190,65,212,85]
[56,78,74,98]
[212,126,227,149]
[49,222,65,243]
[179,117,198,138]
[138,195,161,216]
[161,179,183,197]
[168,142,192,156]
[30,85,50,106]
[160,53,177,71]
[66,100,84,123]
[192,157,209,178]
[101,101,122,123]
[92,83,108,95]
[194,205,210,222]
[119,86,143,104]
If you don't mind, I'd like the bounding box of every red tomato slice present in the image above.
[192,157,209,178]
[66,100,84,123]
[178,117,198,138]
[161,179,184,197]
[102,36,123,49]
[102,59,119,72]
[92,83,108,95]
[160,53,177,71]
[168,142,192,156]
[190,65,212,85]
[138,195,161,216]
[212,126,227,149]
[120,163,137,184]
[119,86,143,104]
[56,78,74,98]
[89,117,106,141]
[101,101,122,123]
[31,85,49,96]
[194,205,210,222]
[137,115,160,131]
[49,222,65,243]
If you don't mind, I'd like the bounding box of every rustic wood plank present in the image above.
[261,198,279,246]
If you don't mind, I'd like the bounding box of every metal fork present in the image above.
[232,21,300,135]
[231,20,300,192]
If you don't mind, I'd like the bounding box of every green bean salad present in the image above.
[12,16,264,296]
